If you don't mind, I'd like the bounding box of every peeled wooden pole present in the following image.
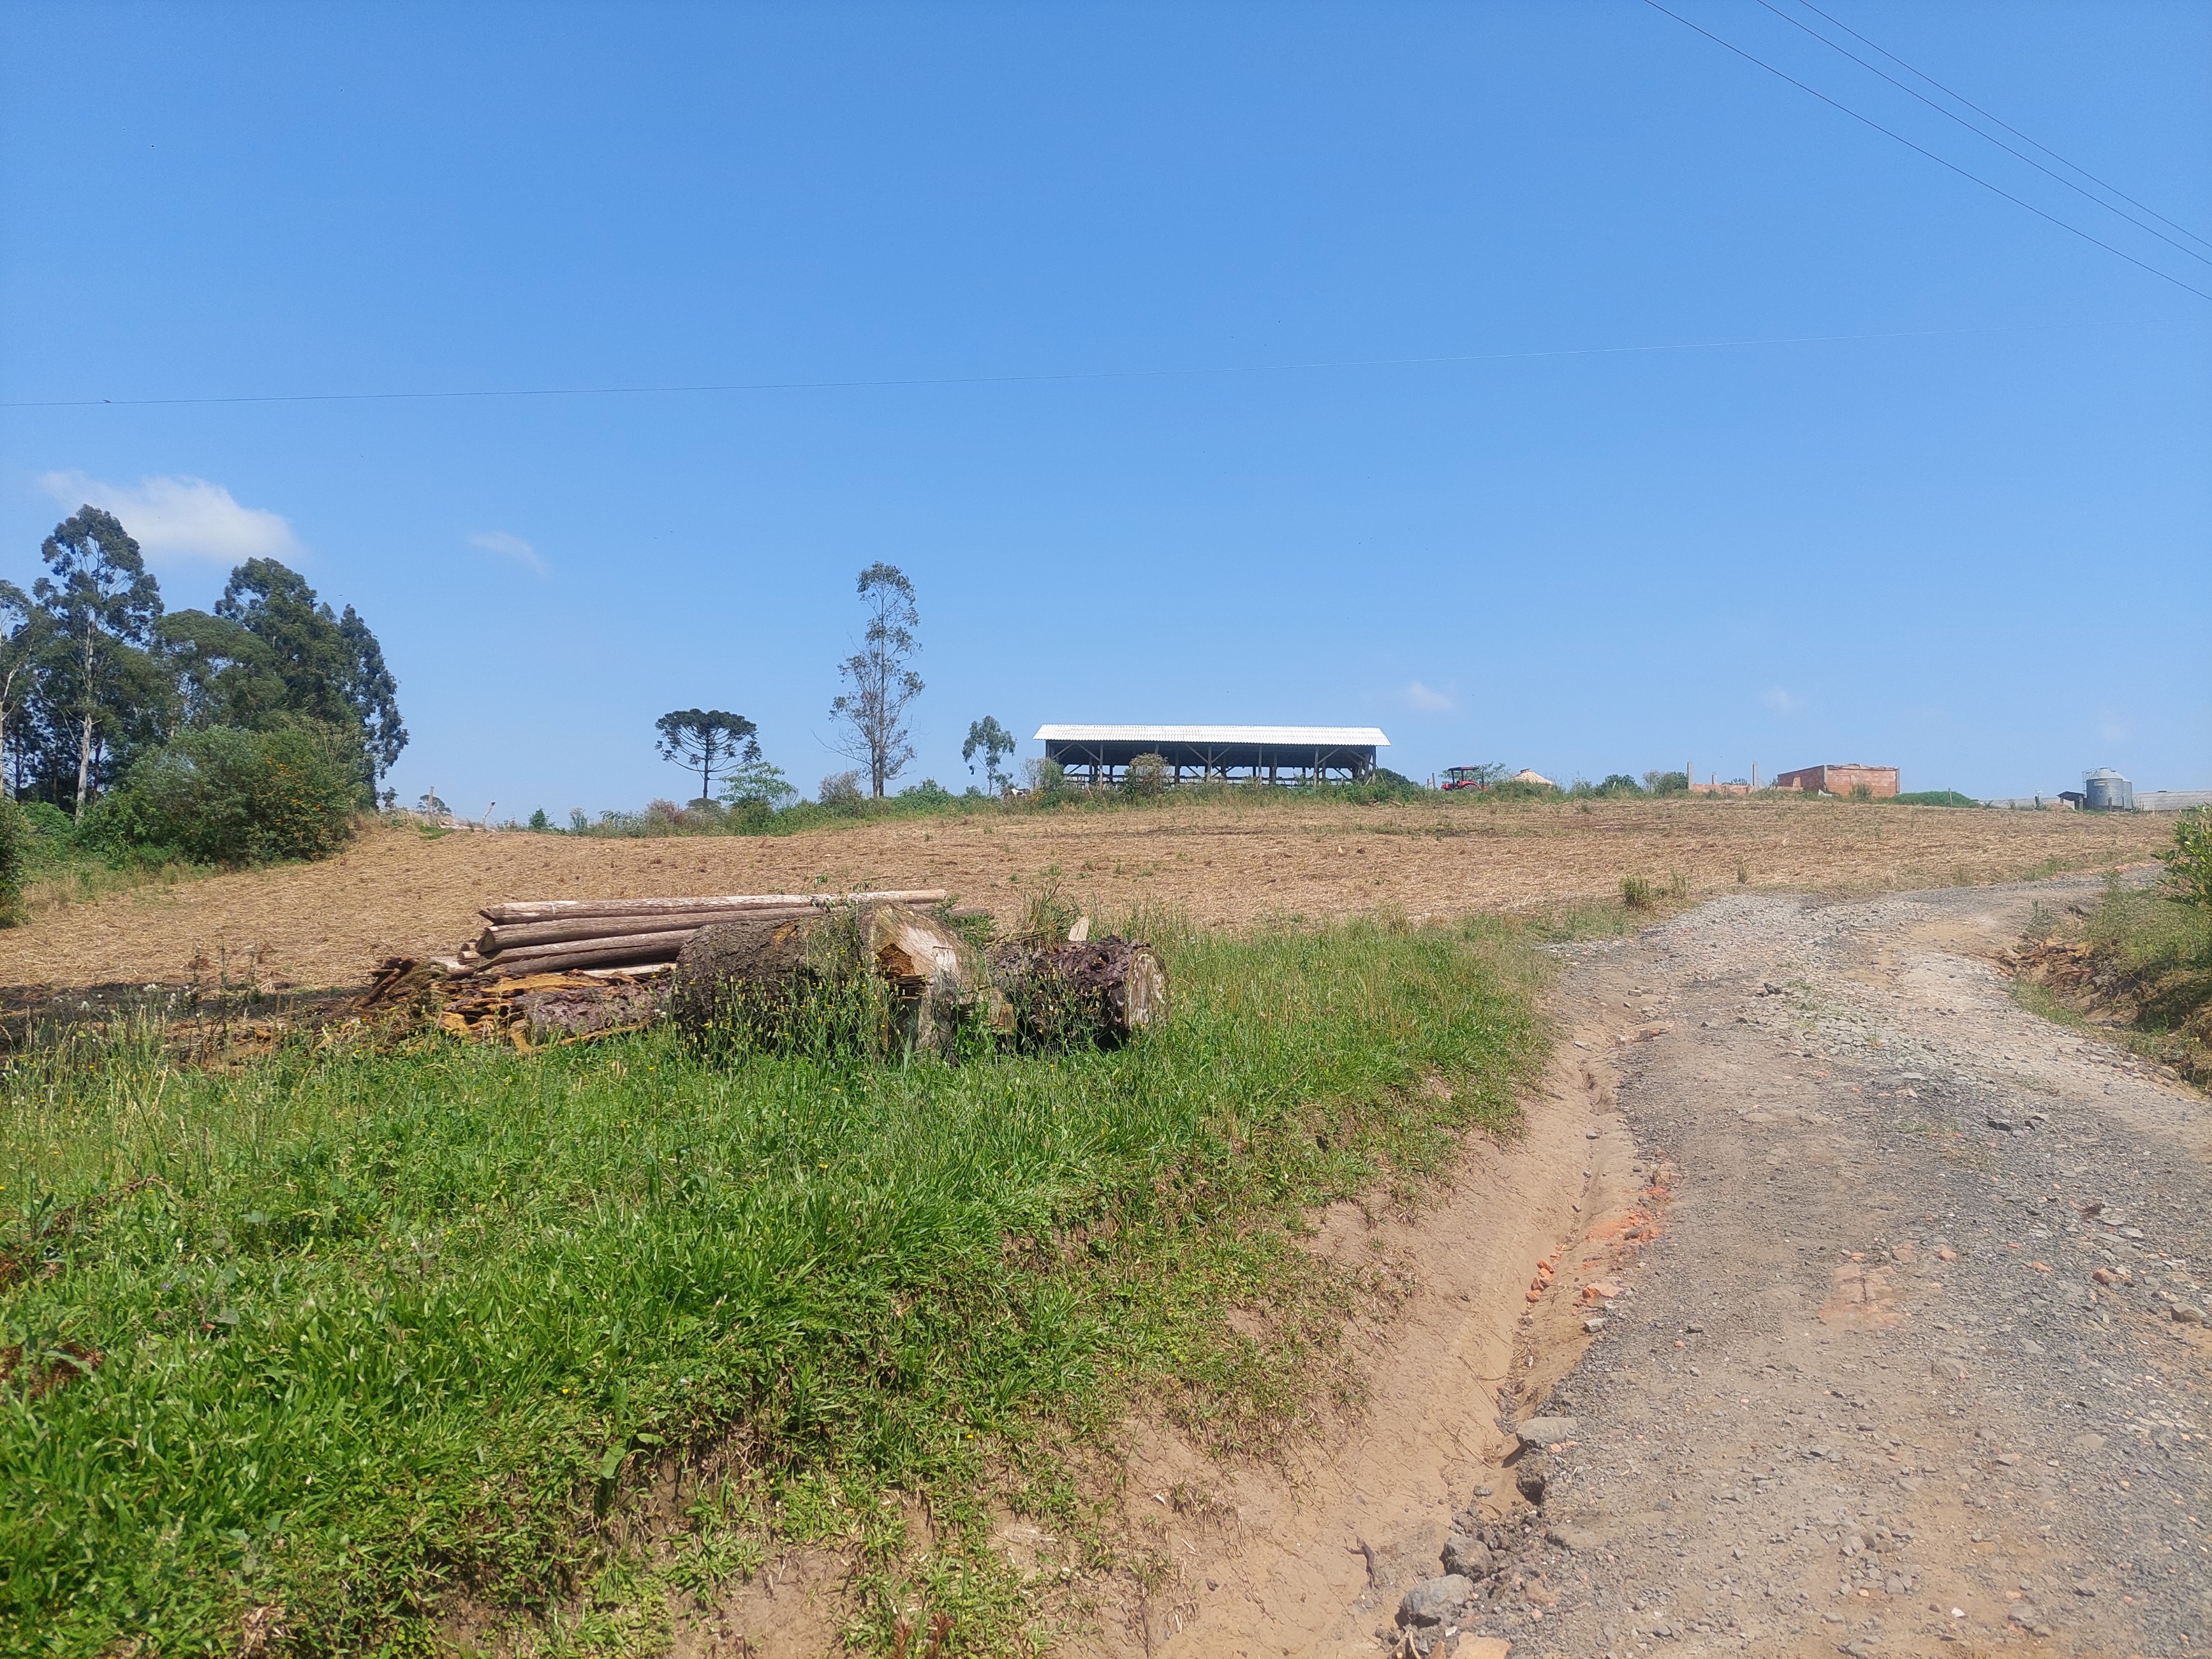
[477,906,822,957]
[480,889,948,927]
[481,929,700,975]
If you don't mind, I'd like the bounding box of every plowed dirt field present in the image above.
[0,798,2169,992]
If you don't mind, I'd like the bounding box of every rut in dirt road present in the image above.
[1403,879,2210,1659]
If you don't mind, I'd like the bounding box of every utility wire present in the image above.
[1751,0,2212,267]
[1789,0,2212,256]
[0,320,2156,411]
[1639,0,2212,305]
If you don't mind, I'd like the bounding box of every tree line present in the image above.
[1,505,404,853]
[653,562,1014,813]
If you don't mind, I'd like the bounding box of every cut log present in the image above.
[479,888,948,927]
[985,937,1168,1047]
[867,904,992,1054]
[667,903,988,1055]
[668,908,848,984]
[476,906,821,957]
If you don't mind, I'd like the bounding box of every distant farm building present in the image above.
[1035,725,1388,785]
[1774,763,1899,799]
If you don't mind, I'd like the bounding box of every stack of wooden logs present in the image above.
[448,888,952,977]
[413,887,1169,1057]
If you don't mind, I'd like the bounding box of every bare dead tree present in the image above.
[829,563,924,797]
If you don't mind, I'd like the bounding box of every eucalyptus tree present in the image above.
[829,563,923,798]
[962,714,1015,794]
[32,507,165,817]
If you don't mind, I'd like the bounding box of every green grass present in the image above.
[2075,883,2212,1082]
[6,814,214,929]
[560,771,1429,840]
[1888,790,1979,809]
[0,917,1544,1656]
[2013,881,2212,1088]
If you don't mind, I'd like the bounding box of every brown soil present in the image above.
[0,799,2167,992]
[1064,1044,1644,1659]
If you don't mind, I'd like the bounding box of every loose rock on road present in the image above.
[1399,878,2210,1658]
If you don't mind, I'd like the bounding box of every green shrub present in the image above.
[1123,752,1170,799]
[2165,808,2212,908]
[1891,790,1979,808]
[1023,756,1066,800]
[1336,767,1428,804]
[1621,874,1655,908]
[1487,778,1561,802]
[17,800,73,839]
[81,722,360,866]
[0,798,26,924]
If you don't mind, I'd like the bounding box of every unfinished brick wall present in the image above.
[1774,764,1900,798]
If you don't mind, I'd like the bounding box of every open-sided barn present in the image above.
[1035,724,1389,786]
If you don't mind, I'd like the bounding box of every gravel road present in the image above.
[1403,877,2211,1659]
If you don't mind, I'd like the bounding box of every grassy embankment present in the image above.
[13,809,207,924]
[1,916,1544,1656]
[2017,877,2212,1087]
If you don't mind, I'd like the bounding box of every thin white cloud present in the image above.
[467,529,547,575]
[38,471,300,564]
[1405,680,1455,712]
[2098,712,2130,744]
[1762,686,1804,717]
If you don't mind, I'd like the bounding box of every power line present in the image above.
[1788,0,2212,256]
[1750,0,2212,267]
[1639,0,2212,305]
[0,320,2165,413]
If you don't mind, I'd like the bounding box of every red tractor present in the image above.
[1441,766,1494,792]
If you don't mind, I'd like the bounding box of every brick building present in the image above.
[1774,763,1899,799]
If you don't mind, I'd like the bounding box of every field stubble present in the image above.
[0,797,2169,992]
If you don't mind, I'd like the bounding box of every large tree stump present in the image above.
[667,903,987,1056]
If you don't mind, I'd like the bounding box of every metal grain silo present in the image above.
[2084,768,2134,811]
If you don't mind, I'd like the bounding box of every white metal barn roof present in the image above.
[1032,725,1390,747]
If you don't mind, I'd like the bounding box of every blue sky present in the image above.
[3,1,2207,812]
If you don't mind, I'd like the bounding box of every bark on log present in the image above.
[479,888,948,927]
[669,910,838,985]
[984,938,1168,1047]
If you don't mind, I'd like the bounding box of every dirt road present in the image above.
[1454,877,2212,1658]
[1117,878,2209,1659]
